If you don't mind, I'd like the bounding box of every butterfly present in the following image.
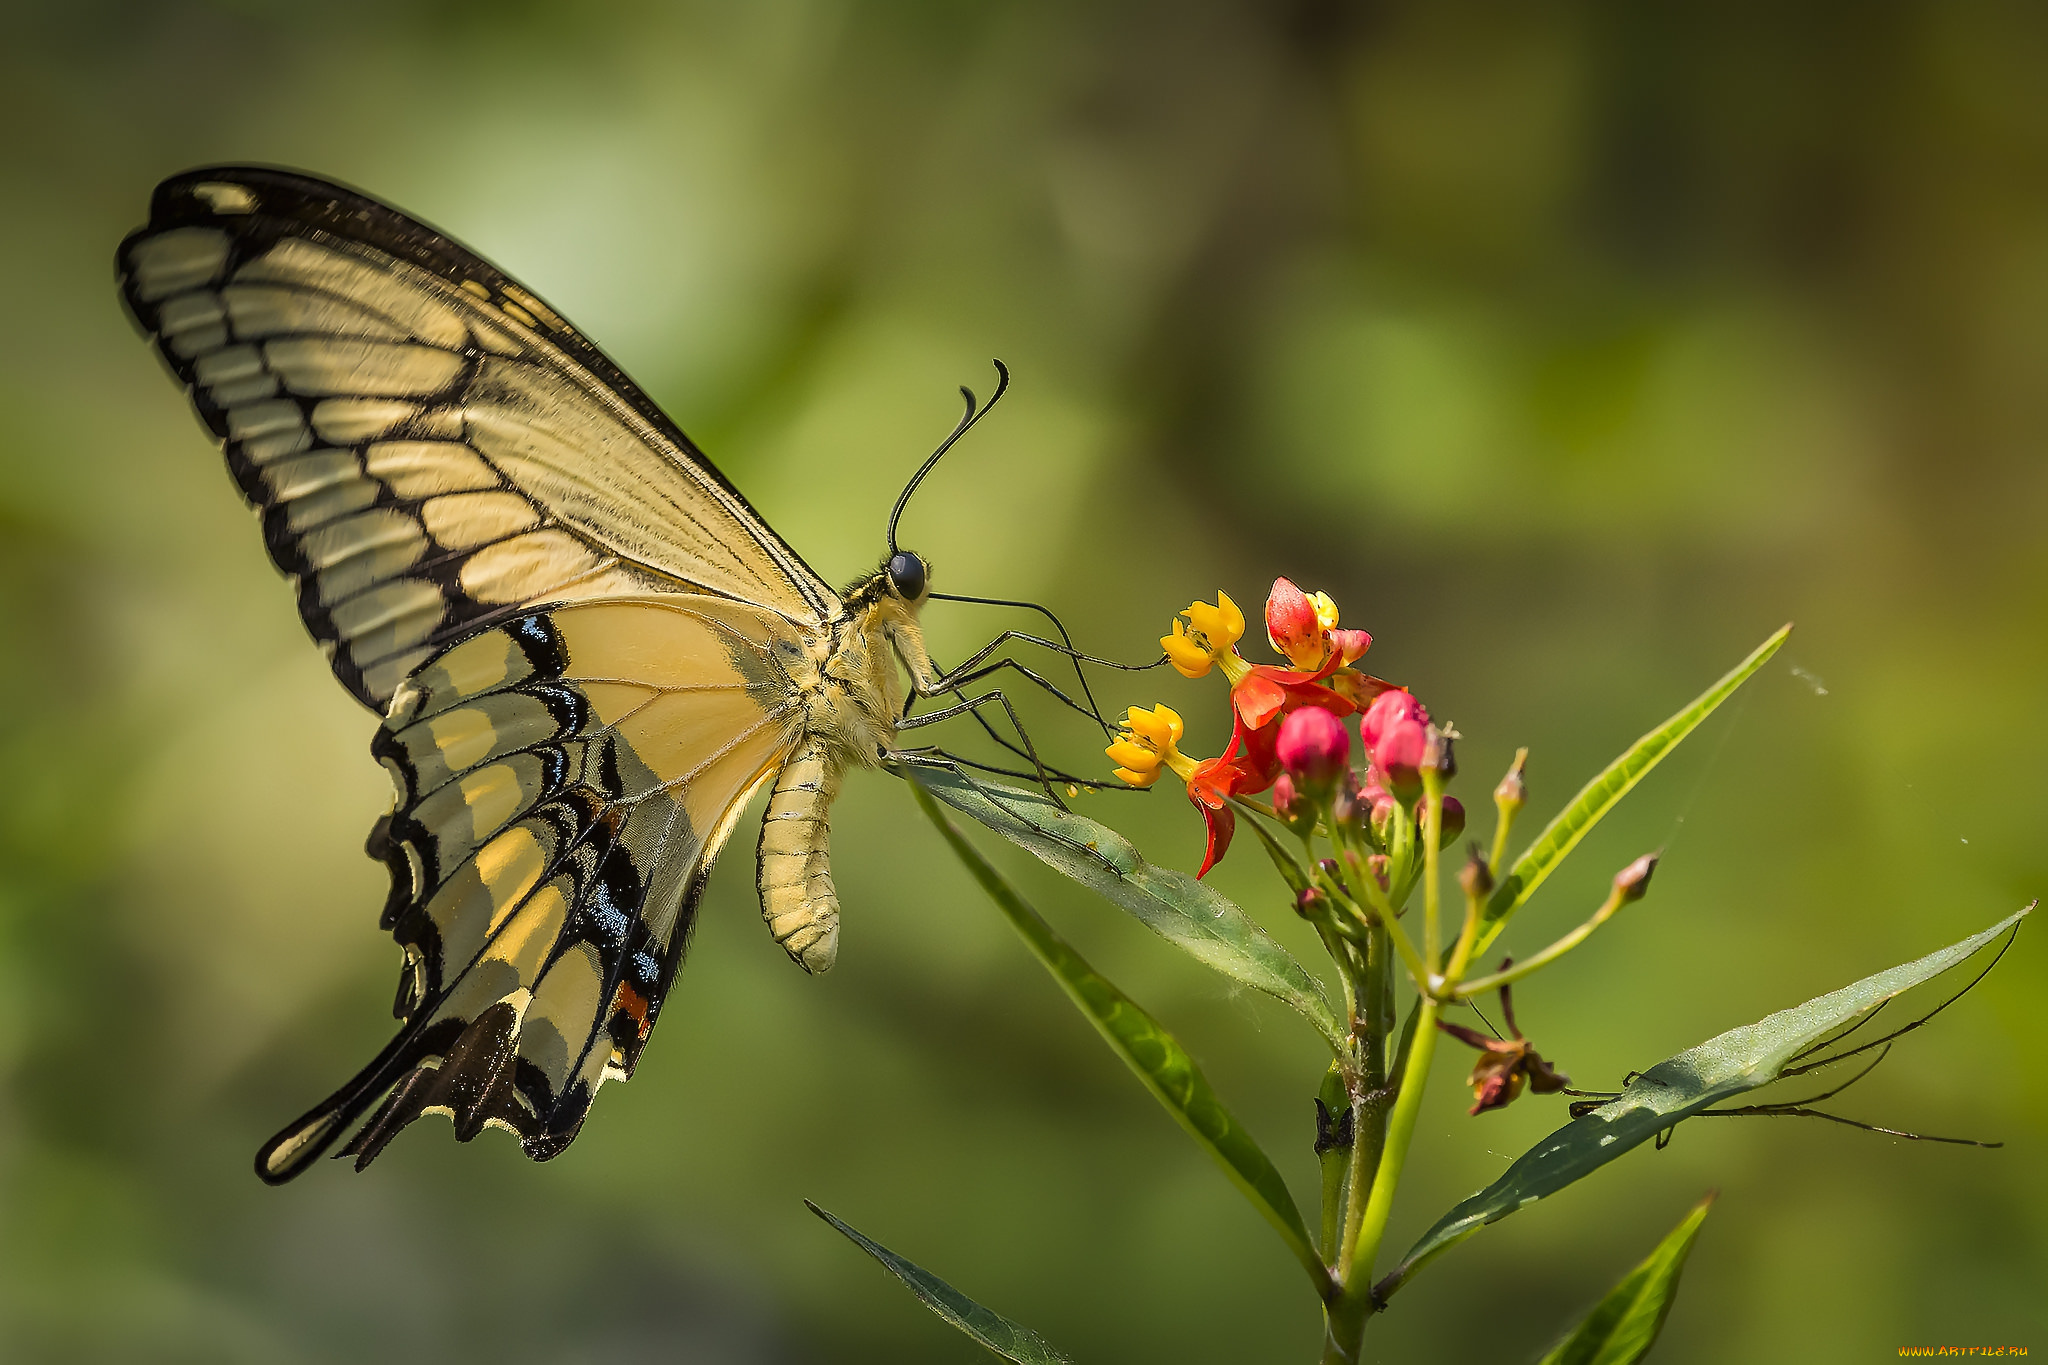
[118,166,1107,1183]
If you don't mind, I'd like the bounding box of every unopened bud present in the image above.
[1436,795,1466,848]
[1272,772,1302,817]
[1278,706,1351,792]
[1360,689,1430,795]
[1367,853,1391,892]
[1459,845,1494,899]
[1295,886,1327,919]
[1494,749,1527,816]
[1422,725,1457,779]
[1330,771,1362,830]
[1317,857,1349,897]
[1369,799,1395,848]
[1614,853,1659,902]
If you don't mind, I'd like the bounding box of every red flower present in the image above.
[1234,579,1381,730]
[1265,578,1326,670]
[1186,752,1266,877]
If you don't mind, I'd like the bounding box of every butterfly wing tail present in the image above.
[253,1018,454,1183]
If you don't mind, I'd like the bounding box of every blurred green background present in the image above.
[3,2,2045,1361]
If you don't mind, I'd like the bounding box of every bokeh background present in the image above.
[3,2,2045,1361]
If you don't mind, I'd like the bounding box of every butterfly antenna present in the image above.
[888,359,1011,556]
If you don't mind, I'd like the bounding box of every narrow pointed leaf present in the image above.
[1474,625,1790,960]
[1379,906,2027,1298]
[806,1202,1072,1364]
[904,762,1343,1052]
[911,779,1333,1299]
[1537,1193,1715,1365]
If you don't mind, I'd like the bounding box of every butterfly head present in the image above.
[885,550,929,603]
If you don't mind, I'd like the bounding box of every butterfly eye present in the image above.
[886,551,927,601]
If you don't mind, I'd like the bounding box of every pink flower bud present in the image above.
[1436,796,1466,848]
[1276,706,1350,791]
[1271,772,1303,818]
[1360,688,1430,794]
[1265,577,1324,669]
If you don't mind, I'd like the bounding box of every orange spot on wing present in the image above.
[612,980,653,1043]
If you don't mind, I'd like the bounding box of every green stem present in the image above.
[1324,993,1440,1362]
[1442,888,1485,989]
[1333,847,1430,994]
[1355,919,1393,1186]
[1316,1064,1350,1262]
[1421,769,1444,975]
[1452,883,1628,998]
[1346,994,1440,1283]
[1350,885,1430,993]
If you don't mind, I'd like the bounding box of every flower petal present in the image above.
[1265,577,1325,669]
[1233,672,1289,729]
[1193,796,1238,878]
[1161,623,1215,679]
[1106,739,1159,770]
[1216,590,1245,640]
[1328,629,1372,666]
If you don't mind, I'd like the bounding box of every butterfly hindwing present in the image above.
[254,598,809,1182]
[118,166,838,711]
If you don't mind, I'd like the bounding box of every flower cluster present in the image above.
[1109,578,1394,876]
[1105,577,1597,1121]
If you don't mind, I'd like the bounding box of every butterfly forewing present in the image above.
[118,166,838,711]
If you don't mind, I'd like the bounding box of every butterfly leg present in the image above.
[905,660,1078,790]
[923,626,1163,731]
[897,688,1065,806]
[922,656,1102,730]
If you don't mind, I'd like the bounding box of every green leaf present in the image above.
[1473,625,1791,961]
[910,778,1334,1299]
[1379,905,2028,1298]
[806,1201,1072,1364]
[904,762,1344,1053]
[1537,1193,1715,1365]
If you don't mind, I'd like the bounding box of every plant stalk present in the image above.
[1452,882,1628,998]
[1421,769,1444,973]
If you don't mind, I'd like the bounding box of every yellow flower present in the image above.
[1106,704,1199,787]
[1161,592,1250,682]
[1309,591,1340,634]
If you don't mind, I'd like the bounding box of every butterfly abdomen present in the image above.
[756,735,844,973]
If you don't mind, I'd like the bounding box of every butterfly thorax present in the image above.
[808,569,934,764]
